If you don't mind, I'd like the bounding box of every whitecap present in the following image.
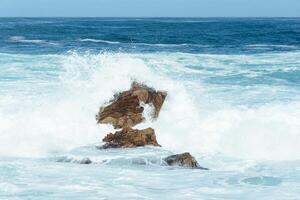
[132,43,209,48]
[246,44,297,49]
[79,38,120,44]
[8,36,59,45]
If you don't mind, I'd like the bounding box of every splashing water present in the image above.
[1,52,300,160]
[1,18,300,199]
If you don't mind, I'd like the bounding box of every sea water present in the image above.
[0,18,300,199]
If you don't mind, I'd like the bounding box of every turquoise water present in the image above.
[0,18,300,199]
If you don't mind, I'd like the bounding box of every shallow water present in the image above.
[0,18,300,199]
[1,147,300,200]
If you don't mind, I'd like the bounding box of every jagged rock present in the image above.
[164,152,208,169]
[100,127,160,149]
[80,157,92,164]
[96,82,167,129]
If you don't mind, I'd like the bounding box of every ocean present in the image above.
[0,18,300,199]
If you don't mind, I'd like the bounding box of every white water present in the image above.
[0,52,300,160]
[79,38,121,44]
[8,36,58,45]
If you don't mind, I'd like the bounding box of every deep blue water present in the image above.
[1,18,300,54]
[0,18,300,200]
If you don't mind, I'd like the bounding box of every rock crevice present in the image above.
[96,82,167,129]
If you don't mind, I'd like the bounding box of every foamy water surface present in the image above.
[0,18,300,199]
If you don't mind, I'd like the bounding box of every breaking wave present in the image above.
[0,52,300,160]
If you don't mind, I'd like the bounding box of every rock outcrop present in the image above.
[164,152,208,169]
[95,83,208,169]
[101,127,160,149]
[96,82,167,129]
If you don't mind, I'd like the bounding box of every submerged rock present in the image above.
[57,157,92,164]
[101,127,160,149]
[164,152,208,169]
[96,82,167,129]
[80,157,92,164]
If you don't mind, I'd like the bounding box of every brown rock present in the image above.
[100,127,161,149]
[96,82,167,129]
[164,152,208,169]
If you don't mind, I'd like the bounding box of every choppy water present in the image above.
[0,18,300,199]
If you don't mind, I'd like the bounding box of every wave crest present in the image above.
[0,52,300,160]
[79,38,120,44]
[9,36,58,45]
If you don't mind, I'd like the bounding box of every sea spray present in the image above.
[1,18,300,200]
[0,52,300,160]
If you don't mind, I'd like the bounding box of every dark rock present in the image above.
[96,82,167,129]
[164,152,208,169]
[101,127,161,149]
[79,157,92,164]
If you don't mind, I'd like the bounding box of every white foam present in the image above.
[9,36,58,45]
[131,43,210,48]
[0,52,300,160]
[78,38,208,47]
[247,44,297,49]
[79,38,120,44]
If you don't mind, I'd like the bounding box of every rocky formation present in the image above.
[95,82,208,169]
[164,152,208,170]
[101,127,160,149]
[97,82,166,149]
[96,82,167,129]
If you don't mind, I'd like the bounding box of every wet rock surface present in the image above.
[96,82,167,129]
[164,152,208,169]
[96,82,207,170]
[101,127,160,149]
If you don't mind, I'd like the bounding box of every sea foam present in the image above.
[0,52,299,160]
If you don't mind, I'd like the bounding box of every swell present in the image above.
[78,38,209,47]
